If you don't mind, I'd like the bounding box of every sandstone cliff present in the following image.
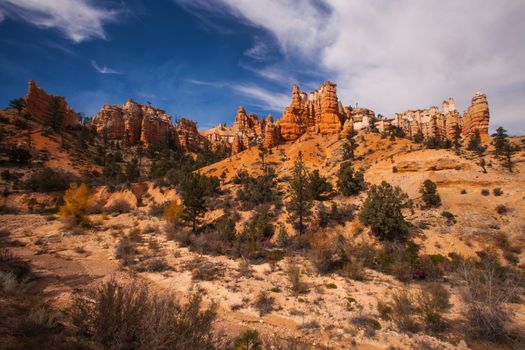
[23,80,79,129]
[91,100,208,151]
[462,92,490,142]
[392,94,489,142]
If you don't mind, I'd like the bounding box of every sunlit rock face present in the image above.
[23,80,79,129]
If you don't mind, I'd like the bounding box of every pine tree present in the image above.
[336,163,365,196]
[342,136,357,161]
[307,169,332,200]
[491,126,509,157]
[44,96,64,131]
[420,179,441,208]
[287,151,313,234]
[9,98,24,115]
[501,142,520,172]
[359,181,412,241]
[180,173,208,232]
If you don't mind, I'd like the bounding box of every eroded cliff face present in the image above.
[23,80,79,129]
[391,94,490,142]
[279,81,348,141]
[462,92,490,142]
[91,100,208,152]
[203,82,491,154]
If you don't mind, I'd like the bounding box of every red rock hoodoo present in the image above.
[23,80,79,129]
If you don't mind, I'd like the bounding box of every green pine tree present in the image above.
[287,151,313,234]
[180,173,208,232]
[359,181,412,241]
[44,96,64,131]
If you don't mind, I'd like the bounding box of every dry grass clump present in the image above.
[458,253,524,344]
[377,283,451,333]
[351,315,381,337]
[184,256,225,281]
[253,290,275,316]
[286,259,309,295]
[71,280,219,349]
[115,235,138,267]
[106,199,132,215]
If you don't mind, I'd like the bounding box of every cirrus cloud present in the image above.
[0,0,121,43]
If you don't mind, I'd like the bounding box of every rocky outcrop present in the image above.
[351,108,376,131]
[92,99,178,148]
[263,115,280,149]
[462,92,490,142]
[319,82,342,134]
[23,80,79,129]
[391,93,490,142]
[174,118,208,151]
[279,81,348,141]
[92,100,208,151]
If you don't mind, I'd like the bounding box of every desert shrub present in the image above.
[0,249,32,281]
[232,330,262,350]
[481,189,490,196]
[351,315,381,337]
[417,283,450,332]
[336,163,366,196]
[495,205,507,215]
[185,256,225,281]
[387,289,419,332]
[286,260,309,294]
[148,201,169,217]
[8,146,31,164]
[420,179,441,208]
[309,233,347,274]
[359,181,412,241]
[254,291,275,316]
[135,257,171,272]
[441,211,456,225]
[236,170,279,209]
[460,189,467,194]
[217,214,236,243]
[163,201,183,225]
[59,183,91,226]
[25,168,70,192]
[71,280,218,349]
[458,254,522,342]
[493,188,503,196]
[107,199,132,214]
[115,236,137,267]
[343,257,367,281]
[392,166,398,173]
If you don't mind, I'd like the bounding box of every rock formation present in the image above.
[462,92,490,142]
[279,81,348,141]
[23,80,79,129]
[263,115,280,149]
[319,82,342,134]
[91,100,208,152]
[202,82,491,154]
[391,93,490,142]
[92,99,178,148]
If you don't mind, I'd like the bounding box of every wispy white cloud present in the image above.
[233,84,289,110]
[187,78,288,110]
[91,60,122,74]
[0,0,121,42]
[244,38,271,60]
[182,0,525,134]
[185,79,227,88]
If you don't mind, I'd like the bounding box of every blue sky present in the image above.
[1,1,524,133]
